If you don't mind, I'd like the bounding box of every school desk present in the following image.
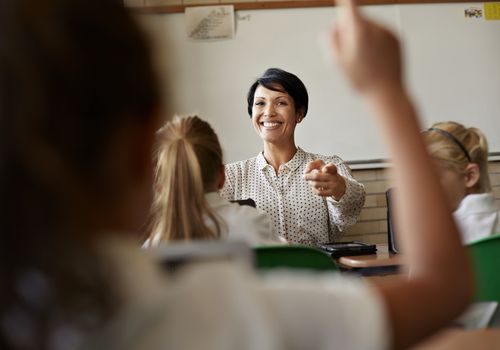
[336,244,405,276]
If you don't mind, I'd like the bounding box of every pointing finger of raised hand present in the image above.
[332,0,364,74]
[336,0,361,26]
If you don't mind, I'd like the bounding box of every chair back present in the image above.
[468,234,500,301]
[153,241,252,272]
[230,198,256,208]
[253,245,338,271]
[386,188,400,253]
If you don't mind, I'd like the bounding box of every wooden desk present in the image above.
[336,244,405,275]
[410,328,500,350]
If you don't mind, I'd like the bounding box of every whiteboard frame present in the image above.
[131,0,488,14]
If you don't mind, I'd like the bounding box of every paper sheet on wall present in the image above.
[185,5,235,41]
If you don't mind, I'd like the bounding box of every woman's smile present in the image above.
[260,121,283,129]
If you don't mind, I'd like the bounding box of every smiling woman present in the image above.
[220,68,365,245]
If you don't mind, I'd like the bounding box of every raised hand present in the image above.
[332,0,402,95]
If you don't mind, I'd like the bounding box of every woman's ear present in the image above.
[464,163,480,191]
[296,108,305,123]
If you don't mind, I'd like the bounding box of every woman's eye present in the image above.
[254,101,264,106]
[277,101,287,106]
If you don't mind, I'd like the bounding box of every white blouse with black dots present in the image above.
[220,148,365,246]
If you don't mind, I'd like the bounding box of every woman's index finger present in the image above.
[322,163,338,175]
[304,159,326,174]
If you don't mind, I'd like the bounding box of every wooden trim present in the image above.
[133,1,337,14]
[347,152,500,170]
[132,0,489,14]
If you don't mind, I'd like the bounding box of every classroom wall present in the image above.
[345,161,500,244]
[140,3,500,165]
[137,3,500,243]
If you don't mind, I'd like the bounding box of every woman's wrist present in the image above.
[331,175,347,201]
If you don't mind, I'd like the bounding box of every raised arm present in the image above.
[331,0,473,348]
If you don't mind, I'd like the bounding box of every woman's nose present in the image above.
[264,105,275,117]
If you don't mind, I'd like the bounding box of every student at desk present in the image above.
[0,0,472,349]
[145,115,276,246]
[423,122,500,243]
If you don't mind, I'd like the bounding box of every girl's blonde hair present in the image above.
[423,121,491,192]
[148,116,224,243]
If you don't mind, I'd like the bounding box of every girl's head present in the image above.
[423,121,490,210]
[1,0,160,342]
[149,116,224,243]
[1,0,160,238]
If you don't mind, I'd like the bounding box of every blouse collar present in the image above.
[256,147,306,172]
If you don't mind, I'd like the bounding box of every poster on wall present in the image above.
[185,5,235,41]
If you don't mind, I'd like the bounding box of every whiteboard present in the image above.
[144,3,500,166]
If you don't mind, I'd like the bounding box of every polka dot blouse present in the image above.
[220,147,366,246]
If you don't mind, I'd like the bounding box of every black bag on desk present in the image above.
[319,241,377,258]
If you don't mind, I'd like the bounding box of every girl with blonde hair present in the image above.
[146,115,276,246]
[423,121,499,243]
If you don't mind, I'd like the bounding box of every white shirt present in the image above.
[220,148,365,245]
[85,241,390,350]
[143,193,277,247]
[454,192,500,244]
[205,192,278,244]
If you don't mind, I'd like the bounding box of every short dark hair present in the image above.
[246,68,309,118]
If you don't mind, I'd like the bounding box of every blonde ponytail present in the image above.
[148,116,224,243]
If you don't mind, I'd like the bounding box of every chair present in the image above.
[386,188,400,253]
[230,198,256,208]
[253,245,338,272]
[467,234,500,302]
[153,241,253,273]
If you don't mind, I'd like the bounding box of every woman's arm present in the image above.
[219,164,237,201]
[304,156,365,240]
[325,177,365,240]
[331,0,473,349]
[326,158,365,235]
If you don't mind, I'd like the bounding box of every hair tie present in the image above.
[426,127,472,162]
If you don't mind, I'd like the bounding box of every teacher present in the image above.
[220,68,365,245]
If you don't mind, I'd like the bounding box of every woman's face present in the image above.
[251,84,302,146]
